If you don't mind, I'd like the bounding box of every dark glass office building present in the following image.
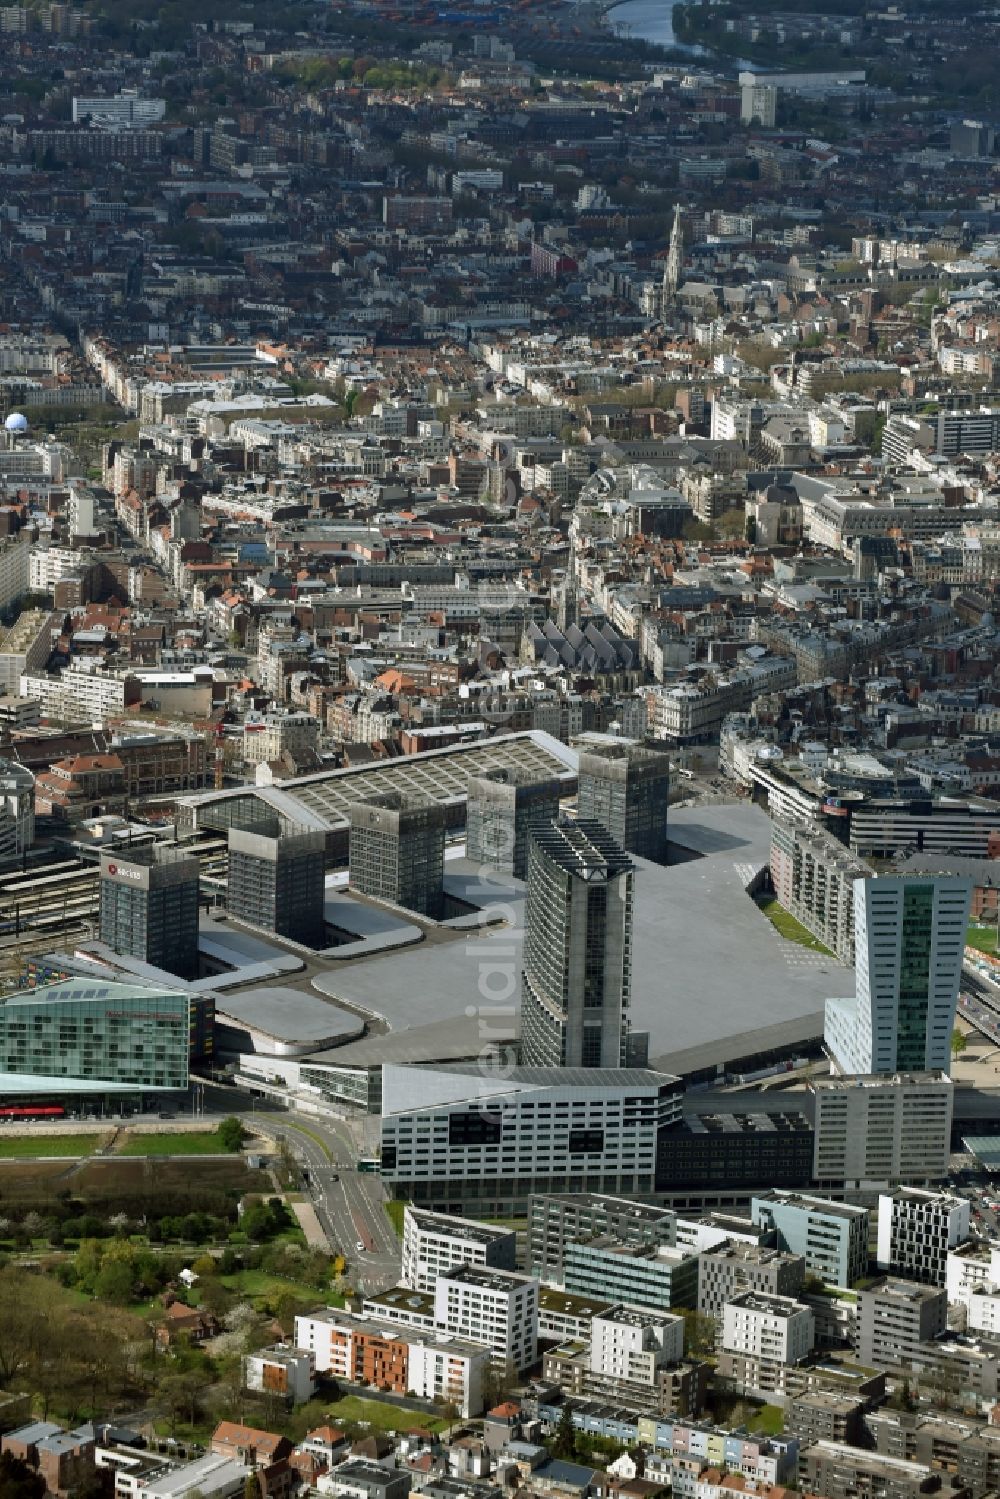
[577,743,670,862]
[227,825,326,944]
[349,792,446,919]
[466,768,562,879]
[99,846,200,979]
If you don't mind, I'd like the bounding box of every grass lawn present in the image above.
[219,1268,345,1306]
[117,1130,238,1157]
[326,1395,446,1434]
[0,1134,103,1158]
[968,924,999,957]
[755,1404,785,1436]
[756,898,834,956]
[385,1201,406,1238]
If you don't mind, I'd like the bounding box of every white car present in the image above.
[355,1240,365,1253]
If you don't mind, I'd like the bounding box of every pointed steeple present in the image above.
[664,202,683,303]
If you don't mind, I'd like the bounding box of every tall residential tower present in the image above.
[520,815,645,1069]
[824,875,972,1075]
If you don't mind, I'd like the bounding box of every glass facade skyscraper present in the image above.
[520,815,643,1069]
[227,824,326,944]
[824,875,972,1075]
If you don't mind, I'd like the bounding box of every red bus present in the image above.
[0,1104,66,1120]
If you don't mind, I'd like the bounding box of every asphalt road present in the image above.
[245,1109,400,1291]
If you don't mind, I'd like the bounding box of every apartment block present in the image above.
[529,1193,677,1283]
[697,1242,806,1323]
[590,1305,685,1380]
[718,1292,815,1400]
[802,1440,961,1499]
[243,1347,316,1405]
[855,1278,948,1371]
[563,1238,699,1314]
[433,1266,539,1374]
[751,1191,869,1289]
[769,817,868,964]
[400,1207,518,1293]
[876,1189,971,1288]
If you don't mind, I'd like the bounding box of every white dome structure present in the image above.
[4,413,28,435]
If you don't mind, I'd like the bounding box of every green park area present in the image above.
[0,1134,104,1159]
[326,1395,448,1435]
[756,897,834,955]
[117,1128,242,1157]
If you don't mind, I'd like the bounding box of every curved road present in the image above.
[244,1109,400,1292]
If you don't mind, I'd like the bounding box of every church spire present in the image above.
[664,202,683,302]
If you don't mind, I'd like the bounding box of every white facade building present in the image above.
[590,1306,684,1383]
[825,876,972,1075]
[812,1072,953,1189]
[379,1063,683,1215]
[433,1265,539,1373]
[401,1206,517,1293]
[876,1189,970,1287]
[721,1292,815,1366]
[405,1334,488,1417]
[243,1346,316,1404]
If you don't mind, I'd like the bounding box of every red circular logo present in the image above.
[108,864,117,875]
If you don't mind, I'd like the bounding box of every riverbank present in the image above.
[605,0,755,69]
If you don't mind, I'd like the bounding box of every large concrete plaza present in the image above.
[311,802,854,1074]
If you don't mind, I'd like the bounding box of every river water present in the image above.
[607,0,754,68]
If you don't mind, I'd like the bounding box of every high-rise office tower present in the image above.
[466,768,561,879]
[520,815,644,1069]
[227,823,326,944]
[577,743,670,862]
[349,792,446,919]
[824,876,972,1075]
[99,845,200,978]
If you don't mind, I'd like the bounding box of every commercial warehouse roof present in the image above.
[179,729,577,833]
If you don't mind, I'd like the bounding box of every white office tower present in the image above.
[824,876,972,1075]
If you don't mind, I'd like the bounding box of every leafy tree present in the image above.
[552,1402,577,1459]
[681,1309,717,1358]
[244,1476,262,1499]
[0,1451,46,1499]
[951,1028,968,1058]
[218,1118,248,1153]
[160,1370,204,1432]
[94,1259,135,1306]
[0,1270,59,1386]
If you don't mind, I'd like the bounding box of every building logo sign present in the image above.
[107,863,144,881]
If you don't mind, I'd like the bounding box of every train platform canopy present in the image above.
[177,730,578,834]
[0,1072,140,1094]
[963,1136,1000,1171]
